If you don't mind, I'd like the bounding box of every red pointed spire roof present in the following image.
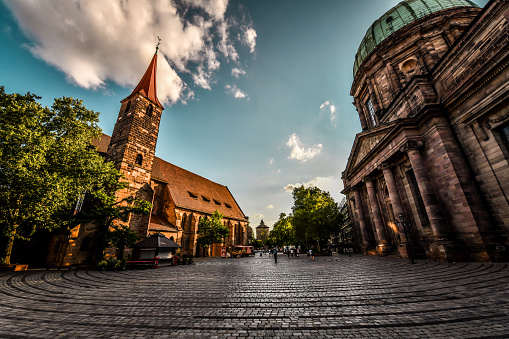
[124,52,163,109]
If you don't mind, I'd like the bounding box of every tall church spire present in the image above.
[124,43,163,109]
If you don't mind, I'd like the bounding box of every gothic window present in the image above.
[125,100,131,113]
[366,99,377,127]
[146,104,153,117]
[135,154,143,166]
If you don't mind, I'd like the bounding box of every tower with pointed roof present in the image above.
[106,49,164,235]
[256,220,269,242]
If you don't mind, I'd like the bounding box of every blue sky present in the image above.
[0,0,488,229]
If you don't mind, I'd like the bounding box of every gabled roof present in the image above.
[151,157,247,222]
[91,133,111,154]
[256,220,269,229]
[149,215,179,233]
[343,122,397,176]
[123,53,163,109]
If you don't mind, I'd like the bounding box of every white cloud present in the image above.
[320,100,337,124]
[268,158,274,165]
[242,27,257,53]
[183,0,229,21]
[5,0,253,105]
[232,67,246,78]
[252,213,264,219]
[225,84,248,99]
[284,176,338,193]
[286,133,322,162]
[266,205,274,209]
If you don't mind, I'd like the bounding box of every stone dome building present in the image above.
[342,0,509,262]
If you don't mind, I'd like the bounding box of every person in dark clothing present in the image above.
[274,249,278,263]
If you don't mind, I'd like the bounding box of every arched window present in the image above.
[146,104,153,117]
[125,100,131,113]
[135,154,143,166]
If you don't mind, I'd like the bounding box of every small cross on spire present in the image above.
[155,36,161,54]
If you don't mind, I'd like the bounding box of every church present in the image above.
[342,0,509,262]
[48,48,249,266]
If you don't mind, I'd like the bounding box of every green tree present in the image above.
[197,210,229,254]
[0,87,120,265]
[251,239,263,250]
[291,186,343,251]
[269,213,294,247]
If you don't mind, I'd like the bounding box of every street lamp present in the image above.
[394,215,415,264]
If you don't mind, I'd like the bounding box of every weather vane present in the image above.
[156,36,161,54]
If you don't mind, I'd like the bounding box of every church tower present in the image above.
[106,47,164,235]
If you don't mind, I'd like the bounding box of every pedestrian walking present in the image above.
[296,248,299,257]
[273,249,278,263]
[290,248,294,258]
[310,249,315,261]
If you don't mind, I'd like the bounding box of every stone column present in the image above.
[352,187,372,249]
[354,99,368,131]
[400,141,447,240]
[364,177,389,251]
[379,163,407,243]
[386,62,401,93]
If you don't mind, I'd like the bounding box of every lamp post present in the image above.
[395,215,415,264]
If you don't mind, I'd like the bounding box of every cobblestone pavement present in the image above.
[1,254,509,338]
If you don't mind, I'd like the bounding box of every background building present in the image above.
[342,0,509,262]
[256,220,270,242]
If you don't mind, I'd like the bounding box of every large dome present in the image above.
[353,0,479,76]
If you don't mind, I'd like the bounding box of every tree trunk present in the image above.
[4,234,15,265]
[3,225,18,265]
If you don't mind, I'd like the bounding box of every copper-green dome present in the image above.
[353,0,479,77]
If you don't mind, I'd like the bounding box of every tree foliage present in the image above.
[291,186,343,251]
[197,210,229,249]
[0,87,119,264]
[269,213,294,247]
[0,87,151,264]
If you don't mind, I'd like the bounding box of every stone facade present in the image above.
[342,0,509,262]
[48,52,248,266]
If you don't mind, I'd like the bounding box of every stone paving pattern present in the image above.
[1,254,509,338]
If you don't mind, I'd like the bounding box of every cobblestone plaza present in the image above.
[1,255,509,338]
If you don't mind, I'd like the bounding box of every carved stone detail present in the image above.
[400,140,424,153]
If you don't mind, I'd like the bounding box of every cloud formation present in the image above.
[284,176,338,193]
[286,133,322,162]
[231,67,246,78]
[252,213,264,219]
[225,84,248,99]
[5,0,256,105]
[320,100,337,124]
[266,205,274,209]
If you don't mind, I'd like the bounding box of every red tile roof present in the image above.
[151,157,247,221]
[92,134,247,222]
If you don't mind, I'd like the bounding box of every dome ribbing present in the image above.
[353,0,479,77]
